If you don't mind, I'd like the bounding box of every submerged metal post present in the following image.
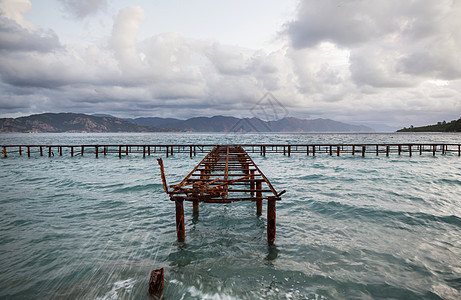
[250,170,255,196]
[175,199,185,242]
[148,268,165,299]
[267,199,276,245]
[256,181,262,216]
[193,200,199,215]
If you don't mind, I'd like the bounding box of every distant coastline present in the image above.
[398,118,461,132]
[0,113,375,133]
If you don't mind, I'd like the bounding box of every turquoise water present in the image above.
[1,133,461,299]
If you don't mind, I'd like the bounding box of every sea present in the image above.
[1,132,460,300]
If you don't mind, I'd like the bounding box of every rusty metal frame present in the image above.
[158,145,284,203]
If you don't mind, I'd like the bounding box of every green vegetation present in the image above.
[398,118,461,132]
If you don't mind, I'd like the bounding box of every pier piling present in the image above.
[175,198,185,242]
[1,143,460,159]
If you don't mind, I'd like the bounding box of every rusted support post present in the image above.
[190,146,193,158]
[376,145,379,156]
[409,145,412,157]
[40,146,43,156]
[263,146,266,156]
[288,145,291,157]
[283,146,286,156]
[194,146,196,156]
[119,146,122,159]
[458,145,460,156]
[148,268,164,299]
[104,146,107,156]
[352,145,355,155]
[256,181,262,216]
[171,146,173,156]
[95,146,99,158]
[419,145,422,155]
[143,146,146,158]
[250,170,255,196]
[433,145,436,156]
[398,145,401,155]
[19,146,22,156]
[59,146,62,156]
[362,146,366,157]
[193,200,199,215]
[48,146,51,157]
[267,199,276,245]
[307,145,309,156]
[71,146,74,157]
[175,199,185,242]
[126,146,129,155]
[2,146,7,158]
[166,146,169,158]
[329,145,333,156]
[386,146,390,157]
[337,146,340,156]
[81,146,84,156]
[312,146,315,156]
[27,146,30,157]
[148,146,151,156]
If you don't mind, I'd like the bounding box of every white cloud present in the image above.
[0,0,35,29]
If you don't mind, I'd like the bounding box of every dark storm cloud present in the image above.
[0,14,60,52]
[286,0,461,85]
[60,0,107,19]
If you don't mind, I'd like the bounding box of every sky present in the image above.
[0,0,460,127]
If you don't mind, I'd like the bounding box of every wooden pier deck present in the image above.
[1,143,461,158]
[158,145,284,244]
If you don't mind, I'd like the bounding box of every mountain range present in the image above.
[0,113,374,133]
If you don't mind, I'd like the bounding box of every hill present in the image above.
[397,118,461,132]
[130,115,374,132]
[0,113,171,133]
[0,113,375,133]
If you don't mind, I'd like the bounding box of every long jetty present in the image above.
[1,144,460,158]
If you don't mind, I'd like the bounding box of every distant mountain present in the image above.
[0,113,375,133]
[357,123,399,132]
[267,117,373,132]
[0,113,173,133]
[397,118,461,132]
[129,115,373,132]
[91,113,117,118]
[127,117,181,127]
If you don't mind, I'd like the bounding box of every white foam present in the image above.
[95,278,136,300]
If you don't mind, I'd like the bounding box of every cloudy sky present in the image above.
[1,0,460,127]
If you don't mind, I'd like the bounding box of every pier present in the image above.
[158,145,285,244]
[1,143,461,158]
